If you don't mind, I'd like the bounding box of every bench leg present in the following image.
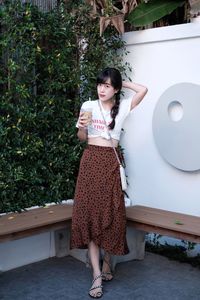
[110,227,146,270]
[54,228,71,257]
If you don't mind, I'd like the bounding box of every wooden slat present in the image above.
[131,206,200,225]
[0,220,71,243]
[126,205,200,239]
[0,204,73,237]
[127,221,200,243]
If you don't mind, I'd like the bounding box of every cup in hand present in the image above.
[79,107,93,127]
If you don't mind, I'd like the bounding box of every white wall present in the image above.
[0,232,55,272]
[121,22,200,217]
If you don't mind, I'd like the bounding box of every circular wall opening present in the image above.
[168,101,183,122]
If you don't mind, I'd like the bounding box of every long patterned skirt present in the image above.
[70,144,129,256]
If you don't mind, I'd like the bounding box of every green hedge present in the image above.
[0,1,129,212]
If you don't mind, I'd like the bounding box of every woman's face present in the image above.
[97,78,118,102]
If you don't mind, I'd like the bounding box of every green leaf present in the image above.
[175,220,184,225]
[128,0,185,27]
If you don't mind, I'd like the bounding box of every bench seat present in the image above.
[0,204,200,244]
[126,205,200,244]
[0,204,73,242]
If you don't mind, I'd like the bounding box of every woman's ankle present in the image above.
[93,269,101,278]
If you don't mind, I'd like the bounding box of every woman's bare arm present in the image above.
[122,81,148,110]
[77,127,88,141]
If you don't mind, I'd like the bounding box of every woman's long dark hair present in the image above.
[96,67,122,130]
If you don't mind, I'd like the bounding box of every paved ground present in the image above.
[0,252,200,300]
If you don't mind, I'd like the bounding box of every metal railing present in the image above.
[0,0,58,12]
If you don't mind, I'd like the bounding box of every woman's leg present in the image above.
[102,251,113,281]
[88,241,103,297]
[88,241,101,275]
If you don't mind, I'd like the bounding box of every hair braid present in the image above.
[109,92,120,130]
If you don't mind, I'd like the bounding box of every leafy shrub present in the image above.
[0,0,129,212]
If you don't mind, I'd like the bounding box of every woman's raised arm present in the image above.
[122,81,148,110]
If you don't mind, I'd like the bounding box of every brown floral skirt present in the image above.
[70,144,129,256]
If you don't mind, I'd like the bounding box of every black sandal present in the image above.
[89,274,103,298]
[102,257,113,282]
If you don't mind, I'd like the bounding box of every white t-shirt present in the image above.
[76,98,132,141]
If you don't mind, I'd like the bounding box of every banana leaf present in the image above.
[128,0,185,27]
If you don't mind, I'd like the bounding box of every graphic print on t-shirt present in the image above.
[92,118,111,131]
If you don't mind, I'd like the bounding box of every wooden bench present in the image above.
[126,205,200,244]
[0,204,200,244]
[0,204,73,243]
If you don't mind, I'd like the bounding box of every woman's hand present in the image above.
[77,112,91,128]
[77,112,91,141]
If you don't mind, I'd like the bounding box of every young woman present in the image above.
[71,67,148,298]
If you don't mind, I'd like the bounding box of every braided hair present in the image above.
[96,67,122,130]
